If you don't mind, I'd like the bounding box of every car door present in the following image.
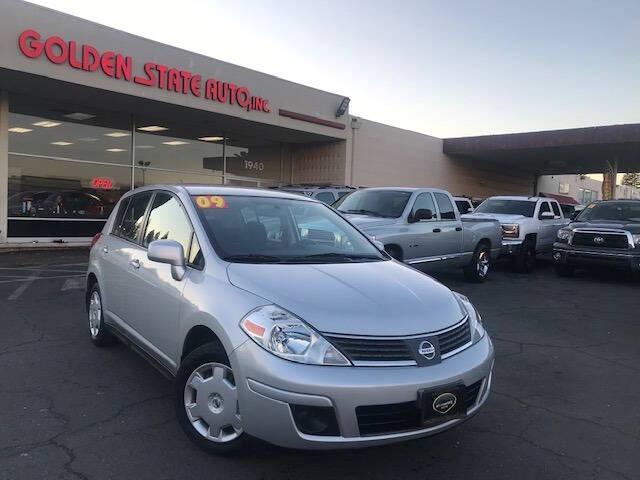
[432,192,464,260]
[125,191,196,370]
[537,200,557,251]
[99,192,153,324]
[405,192,440,261]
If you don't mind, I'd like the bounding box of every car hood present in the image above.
[227,260,465,336]
[470,212,527,223]
[342,214,398,231]
[568,221,640,234]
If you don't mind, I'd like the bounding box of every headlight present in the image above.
[557,228,573,242]
[501,223,519,238]
[453,292,485,343]
[240,305,350,366]
[632,234,640,247]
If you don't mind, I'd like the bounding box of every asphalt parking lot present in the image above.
[1,250,638,480]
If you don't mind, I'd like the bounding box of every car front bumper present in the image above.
[229,334,494,449]
[501,239,523,256]
[553,243,640,271]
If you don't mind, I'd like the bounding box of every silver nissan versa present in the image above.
[86,185,494,454]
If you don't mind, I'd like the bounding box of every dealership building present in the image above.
[1,0,640,245]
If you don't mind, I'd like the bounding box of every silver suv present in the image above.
[86,185,493,454]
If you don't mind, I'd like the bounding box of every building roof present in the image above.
[444,124,640,175]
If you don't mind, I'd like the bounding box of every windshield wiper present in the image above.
[224,254,283,263]
[339,209,387,217]
[283,252,382,263]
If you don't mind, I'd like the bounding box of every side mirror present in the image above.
[539,211,555,220]
[467,207,474,213]
[410,208,433,222]
[373,239,385,251]
[148,239,186,281]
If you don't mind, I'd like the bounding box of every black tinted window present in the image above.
[434,193,456,220]
[115,192,152,241]
[475,199,536,217]
[551,202,562,217]
[143,193,193,258]
[111,197,130,235]
[411,193,436,219]
[539,202,551,216]
[337,190,412,218]
[314,192,336,204]
[455,200,472,214]
[577,202,640,222]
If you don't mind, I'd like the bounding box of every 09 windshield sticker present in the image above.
[195,195,228,209]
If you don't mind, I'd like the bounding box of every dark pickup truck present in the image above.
[553,200,640,276]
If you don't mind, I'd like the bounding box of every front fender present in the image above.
[178,269,268,364]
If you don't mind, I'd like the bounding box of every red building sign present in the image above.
[18,29,271,113]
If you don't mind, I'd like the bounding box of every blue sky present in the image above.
[27,0,640,138]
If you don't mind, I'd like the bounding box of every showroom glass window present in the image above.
[133,120,224,188]
[7,95,132,239]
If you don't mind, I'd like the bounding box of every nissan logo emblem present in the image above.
[418,340,436,360]
[593,236,605,244]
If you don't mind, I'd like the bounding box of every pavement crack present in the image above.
[492,390,640,441]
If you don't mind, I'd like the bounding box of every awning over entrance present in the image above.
[443,124,640,175]
[539,192,578,205]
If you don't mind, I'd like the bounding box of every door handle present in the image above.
[433,228,441,233]
[129,259,141,269]
[455,227,462,232]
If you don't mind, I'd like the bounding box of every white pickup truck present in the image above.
[469,196,569,272]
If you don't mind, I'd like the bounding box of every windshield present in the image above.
[475,199,536,217]
[193,195,387,264]
[335,190,412,218]
[576,202,640,223]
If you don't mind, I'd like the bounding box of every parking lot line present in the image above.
[7,273,38,301]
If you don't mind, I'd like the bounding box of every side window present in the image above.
[411,193,436,220]
[111,197,130,235]
[314,192,336,204]
[539,201,552,218]
[143,193,193,259]
[337,191,351,199]
[115,192,152,242]
[551,201,562,218]
[434,193,456,220]
[188,234,204,269]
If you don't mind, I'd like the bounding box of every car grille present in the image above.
[355,380,484,436]
[571,231,630,249]
[325,318,471,365]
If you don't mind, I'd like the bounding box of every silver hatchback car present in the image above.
[86,185,494,454]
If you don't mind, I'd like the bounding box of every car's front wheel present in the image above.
[87,283,117,347]
[513,238,536,273]
[175,343,249,455]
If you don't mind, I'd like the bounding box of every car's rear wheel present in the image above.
[87,283,117,347]
[513,238,536,273]
[176,343,249,455]
[464,243,491,283]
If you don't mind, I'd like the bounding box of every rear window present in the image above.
[475,199,536,217]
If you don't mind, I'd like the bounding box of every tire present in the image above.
[385,245,403,261]
[175,342,250,455]
[513,238,536,273]
[555,264,575,277]
[464,243,491,283]
[87,283,117,347]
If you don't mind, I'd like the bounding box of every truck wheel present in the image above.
[513,238,536,273]
[464,244,491,283]
[176,342,250,455]
[555,264,575,277]
[385,245,403,261]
